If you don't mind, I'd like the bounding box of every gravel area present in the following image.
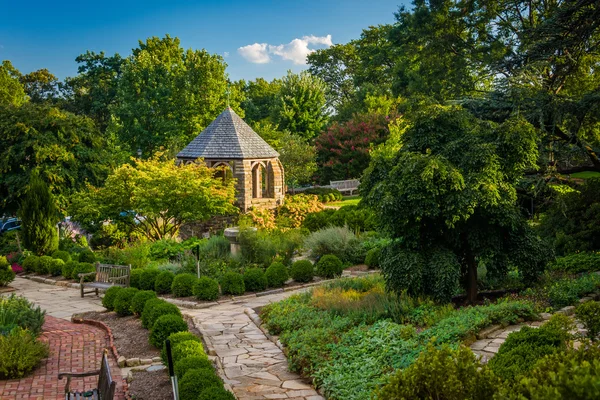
[128,370,173,400]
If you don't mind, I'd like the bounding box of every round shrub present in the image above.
[37,256,53,274]
[155,271,175,294]
[172,341,206,365]
[149,314,188,348]
[77,249,96,263]
[113,287,139,316]
[139,268,161,291]
[193,276,220,301]
[575,300,600,341]
[161,331,203,364]
[179,368,221,400]
[72,262,96,282]
[62,260,77,279]
[265,262,288,288]
[220,272,245,295]
[0,256,15,287]
[51,250,71,263]
[102,286,123,311]
[174,356,213,378]
[22,256,39,273]
[0,328,49,379]
[141,298,181,329]
[198,387,236,400]
[131,290,157,316]
[290,260,314,283]
[48,258,65,277]
[243,268,267,292]
[171,273,198,297]
[130,268,143,289]
[364,247,381,268]
[315,254,344,278]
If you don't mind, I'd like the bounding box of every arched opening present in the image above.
[212,162,233,183]
[252,162,274,199]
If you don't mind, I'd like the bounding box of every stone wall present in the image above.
[179,215,238,240]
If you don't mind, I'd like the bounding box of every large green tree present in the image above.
[70,157,237,241]
[20,68,59,104]
[0,104,114,214]
[112,35,243,156]
[272,71,328,141]
[277,131,317,191]
[241,77,282,125]
[0,60,27,107]
[362,105,551,303]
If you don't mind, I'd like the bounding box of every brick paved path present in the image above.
[0,316,125,400]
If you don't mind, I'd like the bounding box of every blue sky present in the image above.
[0,0,407,82]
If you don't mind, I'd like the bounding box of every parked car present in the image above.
[0,218,21,234]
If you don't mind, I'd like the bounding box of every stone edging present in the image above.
[20,273,81,289]
[70,316,132,400]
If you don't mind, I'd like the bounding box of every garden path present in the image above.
[470,320,545,363]
[184,289,325,400]
[0,315,126,400]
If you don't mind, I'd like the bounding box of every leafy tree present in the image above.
[272,71,328,141]
[70,157,236,241]
[19,69,59,104]
[19,171,59,255]
[0,103,115,214]
[112,35,242,156]
[277,132,317,191]
[362,105,551,303]
[0,60,27,106]
[60,51,124,132]
[315,112,395,182]
[241,77,281,125]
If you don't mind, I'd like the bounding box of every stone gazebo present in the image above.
[177,107,284,212]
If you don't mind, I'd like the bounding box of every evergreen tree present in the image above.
[19,172,59,255]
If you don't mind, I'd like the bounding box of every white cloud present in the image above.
[238,35,332,65]
[223,51,230,58]
[237,43,271,64]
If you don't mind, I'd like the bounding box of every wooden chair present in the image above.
[58,349,116,400]
[80,262,131,298]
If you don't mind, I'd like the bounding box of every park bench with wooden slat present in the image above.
[58,349,116,400]
[330,179,360,195]
[79,262,131,298]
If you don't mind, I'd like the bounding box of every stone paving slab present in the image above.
[0,316,125,400]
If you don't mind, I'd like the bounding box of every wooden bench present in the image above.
[330,179,360,195]
[58,349,116,400]
[80,262,131,298]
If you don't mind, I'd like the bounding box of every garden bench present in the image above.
[80,262,131,298]
[330,179,360,195]
[58,349,116,400]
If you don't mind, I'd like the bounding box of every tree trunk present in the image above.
[463,238,478,304]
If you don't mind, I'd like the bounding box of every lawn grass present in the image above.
[569,171,600,179]
[328,195,361,207]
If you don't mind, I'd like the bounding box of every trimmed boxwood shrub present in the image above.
[193,277,220,301]
[51,250,71,263]
[22,256,39,273]
[139,268,161,291]
[149,314,188,348]
[131,290,157,316]
[102,286,123,311]
[265,262,288,288]
[113,287,139,316]
[575,300,600,340]
[290,260,314,283]
[198,387,236,400]
[243,268,267,292]
[175,356,213,378]
[173,341,206,365]
[72,262,96,282]
[62,260,77,279]
[179,369,221,400]
[48,258,64,276]
[130,268,143,289]
[142,299,181,329]
[364,247,381,268]
[220,272,245,295]
[155,271,175,294]
[488,325,565,381]
[0,257,15,286]
[78,249,96,263]
[172,273,198,297]
[315,254,344,278]
[0,328,49,379]
[37,256,53,274]
[161,331,203,364]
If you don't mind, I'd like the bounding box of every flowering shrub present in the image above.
[240,207,277,231]
[277,194,323,228]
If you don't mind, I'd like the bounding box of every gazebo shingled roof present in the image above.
[177,107,279,160]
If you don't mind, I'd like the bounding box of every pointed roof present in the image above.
[177,108,279,159]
